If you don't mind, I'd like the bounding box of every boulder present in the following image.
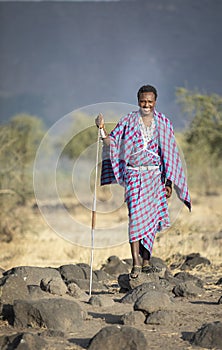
[180,253,211,270]
[134,290,172,314]
[13,298,84,332]
[0,332,47,350]
[130,272,160,289]
[59,264,85,283]
[76,263,92,279]
[190,321,222,349]
[0,274,29,305]
[93,270,113,283]
[145,310,177,325]
[118,271,159,291]
[88,325,147,350]
[0,274,30,324]
[40,277,67,296]
[27,285,49,299]
[101,256,130,276]
[88,295,114,307]
[174,271,204,288]
[67,282,88,299]
[121,311,146,326]
[120,282,162,304]
[73,278,108,291]
[172,280,204,297]
[59,264,109,292]
[3,266,61,286]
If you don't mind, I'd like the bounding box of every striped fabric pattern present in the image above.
[100,109,191,255]
[101,109,191,210]
[125,166,170,254]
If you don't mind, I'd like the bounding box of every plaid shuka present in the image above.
[100,110,191,254]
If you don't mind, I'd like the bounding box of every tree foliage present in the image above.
[0,114,45,241]
[176,88,222,192]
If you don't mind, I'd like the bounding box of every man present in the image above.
[95,84,191,278]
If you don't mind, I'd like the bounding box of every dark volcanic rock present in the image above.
[73,278,108,291]
[0,332,47,350]
[172,280,204,298]
[88,325,147,350]
[40,276,67,296]
[0,274,30,324]
[94,269,113,282]
[121,311,146,326]
[88,295,114,307]
[190,321,222,349]
[174,271,204,288]
[3,266,61,286]
[27,285,49,299]
[76,263,92,279]
[0,274,29,305]
[180,253,211,270]
[134,290,172,314]
[101,256,130,276]
[146,310,177,325]
[118,274,131,292]
[118,270,160,292]
[149,256,169,271]
[120,282,162,304]
[67,282,88,298]
[13,298,84,332]
[59,264,112,288]
[59,264,86,283]
[129,271,160,290]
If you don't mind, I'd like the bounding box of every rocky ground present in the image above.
[0,192,222,349]
[0,253,222,350]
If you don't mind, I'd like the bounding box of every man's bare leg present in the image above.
[130,241,141,278]
[142,248,151,267]
[130,241,141,266]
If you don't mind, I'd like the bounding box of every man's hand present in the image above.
[95,113,105,129]
[165,186,172,199]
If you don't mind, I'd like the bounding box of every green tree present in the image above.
[176,88,222,193]
[0,114,45,241]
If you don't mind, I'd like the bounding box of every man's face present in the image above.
[138,92,156,117]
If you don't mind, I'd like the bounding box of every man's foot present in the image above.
[130,265,141,279]
[142,264,162,274]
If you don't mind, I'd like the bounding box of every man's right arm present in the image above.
[95,113,110,146]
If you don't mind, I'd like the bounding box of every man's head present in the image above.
[137,85,158,101]
[137,85,157,117]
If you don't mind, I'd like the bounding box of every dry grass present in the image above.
[0,190,222,271]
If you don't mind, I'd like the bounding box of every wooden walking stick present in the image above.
[89,127,100,297]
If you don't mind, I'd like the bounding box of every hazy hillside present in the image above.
[1,0,222,127]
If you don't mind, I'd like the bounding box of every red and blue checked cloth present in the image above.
[100,109,191,254]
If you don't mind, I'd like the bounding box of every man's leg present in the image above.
[142,247,151,267]
[130,241,141,278]
[130,241,141,267]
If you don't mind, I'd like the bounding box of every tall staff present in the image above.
[89,126,100,297]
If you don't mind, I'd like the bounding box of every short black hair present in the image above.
[137,85,158,101]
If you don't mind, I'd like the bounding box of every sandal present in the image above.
[130,265,141,279]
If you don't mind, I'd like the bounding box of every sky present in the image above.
[1,0,222,128]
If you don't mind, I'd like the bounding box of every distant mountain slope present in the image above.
[0,0,222,127]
